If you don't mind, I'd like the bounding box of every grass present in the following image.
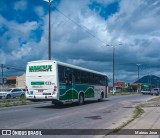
[0,98,49,108]
[149,97,160,102]
[133,106,144,118]
[0,98,31,108]
[105,106,144,136]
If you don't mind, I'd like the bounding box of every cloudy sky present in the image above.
[0,0,160,84]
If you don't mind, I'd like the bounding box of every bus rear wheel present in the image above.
[78,93,84,105]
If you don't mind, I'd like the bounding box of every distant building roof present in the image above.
[6,76,17,80]
[115,81,126,88]
[130,83,142,86]
[115,81,125,84]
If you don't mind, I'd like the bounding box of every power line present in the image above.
[55,8,107,45]
[0,64,26,72]
[0,65,25,71]
[0,70,24,73]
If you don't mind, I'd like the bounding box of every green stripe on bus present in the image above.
[59,89,78,100]
[59,87,94,100]
[31,81,44,85]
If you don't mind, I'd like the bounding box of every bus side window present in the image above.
[74,69,81,83]
[58,65,65,83]
[64,73,70,84]
[64,67,73,84]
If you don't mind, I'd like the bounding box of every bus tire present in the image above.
[78,93,84,105]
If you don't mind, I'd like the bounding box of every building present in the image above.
[6,76,17,88]
[16,73,26,88]
[4,74,26,88]
[114,81,128,92]
[114,81,126,88]
[129,83,142,92]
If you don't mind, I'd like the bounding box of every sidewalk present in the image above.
[106,100,160,138]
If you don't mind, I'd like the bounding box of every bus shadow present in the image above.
[34,99,110,109]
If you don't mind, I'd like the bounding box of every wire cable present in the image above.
[55,8,107,45]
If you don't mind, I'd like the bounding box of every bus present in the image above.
[26,60,109,105]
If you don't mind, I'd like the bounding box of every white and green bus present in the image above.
[26,60,109,105]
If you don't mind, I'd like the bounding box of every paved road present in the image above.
[0,94,155,138]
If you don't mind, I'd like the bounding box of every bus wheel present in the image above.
[78,93,84,105]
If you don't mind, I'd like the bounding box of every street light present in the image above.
[136,64,141,81]
[106,43,122,94]
[44,0,53,60]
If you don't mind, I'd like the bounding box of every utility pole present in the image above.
[1,64,4,89]
[106,43,122,94]
[0,65,25,90]
[43,0,52,60]
[48,0,51,60]
[136,64,141,81]
[112,46,115,93]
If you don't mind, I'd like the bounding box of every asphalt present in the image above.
[106,96,160,138]
[0,94,158,138]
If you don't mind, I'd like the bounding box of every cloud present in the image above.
[14,0,27,11]
[30,0,160,81]
[34,6,45,17]
[11,45,31,60]
[0,13,40,68]
[0,0,160,82]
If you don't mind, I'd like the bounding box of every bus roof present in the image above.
[27,60,108,77]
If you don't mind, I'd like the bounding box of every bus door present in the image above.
[65,68,74,101]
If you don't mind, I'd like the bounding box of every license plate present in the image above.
[38,89,44,92]
[43,93,51,95]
